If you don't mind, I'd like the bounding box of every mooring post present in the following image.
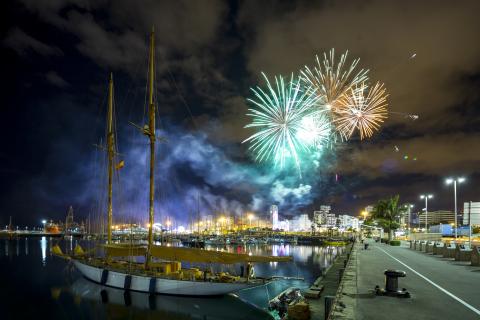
[325,295,335,319]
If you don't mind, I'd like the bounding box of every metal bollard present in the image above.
[325,296,335,319]
[339,267,345,283]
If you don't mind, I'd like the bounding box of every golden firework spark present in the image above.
[301,49,369,112]
[335,82,388,140]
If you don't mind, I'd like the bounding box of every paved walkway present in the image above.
[352,240,480,320]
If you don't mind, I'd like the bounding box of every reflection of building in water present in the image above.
[271,244,290,257]
[25,238,28,256]
[40,236,47,266]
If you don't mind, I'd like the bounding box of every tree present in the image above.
[371,195,406,241]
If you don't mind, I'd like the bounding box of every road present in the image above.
[355,240,480,320]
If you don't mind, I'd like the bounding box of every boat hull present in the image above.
[73,260,255,296]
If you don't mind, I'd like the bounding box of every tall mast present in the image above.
[106,73,114,244]
[146,26,156,267]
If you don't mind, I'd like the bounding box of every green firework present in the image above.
[243,72,330,172]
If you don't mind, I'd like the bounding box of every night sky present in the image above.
[2,0,480,227]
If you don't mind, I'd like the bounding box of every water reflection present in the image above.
[41,236,47,266]
[59,277,273,320]
[0,238,344,319]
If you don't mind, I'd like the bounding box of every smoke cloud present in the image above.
[81,123,329,226]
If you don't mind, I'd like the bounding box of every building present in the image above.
[290,214,312,232]
[313,205,332,226]
[418,210,455,226]
[365,205,374,214]
[463,202,480,225]
[270,205,279,229]
[338,215,360,230]
[277,220,290,231]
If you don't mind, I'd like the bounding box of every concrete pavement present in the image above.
[352,240,480,320]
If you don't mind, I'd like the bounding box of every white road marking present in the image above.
[376,247,480,316]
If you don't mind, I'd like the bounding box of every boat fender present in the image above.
[124,275,132,290]
[101,269,109,285]
[149,277,156,294]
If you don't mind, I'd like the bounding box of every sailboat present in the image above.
[53,27,292,296]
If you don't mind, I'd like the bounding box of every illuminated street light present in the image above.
[420,194,433,233]
[41,220,47,232]
[361,211,368,221]
[446,177,466,238]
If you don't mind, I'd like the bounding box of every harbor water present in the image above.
[0,237,344,320]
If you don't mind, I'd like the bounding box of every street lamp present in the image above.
[41,220,47,232]
[404,205,414,234]
[446,177,465,239]
[361,211,368,221]
[420,194,433,233]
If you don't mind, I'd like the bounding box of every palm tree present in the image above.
[371,195,406,241]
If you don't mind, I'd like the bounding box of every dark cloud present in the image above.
[45,71,69,87]
[3,27,63,56]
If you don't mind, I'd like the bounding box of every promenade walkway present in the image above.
[347,240,480,320]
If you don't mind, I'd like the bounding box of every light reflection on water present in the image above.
[41,236,47,265]
[0,238,343,319]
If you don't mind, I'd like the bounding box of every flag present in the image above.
[115,160,125,170]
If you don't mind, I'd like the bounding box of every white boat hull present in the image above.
[73,260,256,296]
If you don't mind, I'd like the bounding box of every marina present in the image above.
[0,237,345,319]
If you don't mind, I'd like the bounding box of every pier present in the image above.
[329,240,480,320]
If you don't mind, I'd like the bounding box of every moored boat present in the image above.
[54,26,294,296]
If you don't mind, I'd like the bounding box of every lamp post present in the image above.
[446,177,465,239]
[404,205,414,236]
[420,194,433,233]
[41,220,47,232]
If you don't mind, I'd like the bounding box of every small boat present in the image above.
[268,287,308,320]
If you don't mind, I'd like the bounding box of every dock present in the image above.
[329,239,480,320]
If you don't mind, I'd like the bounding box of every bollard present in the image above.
[325,296,335,319]
[375,269,410,298]
[339,267,345,283]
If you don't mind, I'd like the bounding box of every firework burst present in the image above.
[301,49,369,112]
[335,82,389,140]
[242,73,323,172]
